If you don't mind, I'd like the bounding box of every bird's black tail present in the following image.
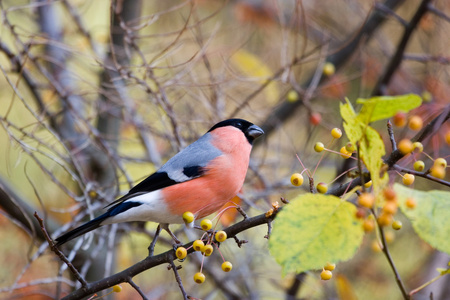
[55,214,108,246]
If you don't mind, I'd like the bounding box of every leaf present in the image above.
[356,94,422,123]
[269,194,364,275]
[340,99,386,190]
[230,49,279,102]
[395,184,450,255]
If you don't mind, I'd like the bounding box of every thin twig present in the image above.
[392,165,450,188]
[169,260,188,300]
[127,278,148,300]
[387,120,397,151]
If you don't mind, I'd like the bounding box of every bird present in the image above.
[55,119,264,246]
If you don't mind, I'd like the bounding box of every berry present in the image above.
[222,261,233,272]
[88,190,98,199]
[176,247,187,259]
[434,158,447,169]
[446,130,450,146]
[382,201,398,215]
[402,174,415,186]
[310,113,322,125]
[193,240,204,251]
[200,219,213,231]
[385,231,395,243]
[113,285,122,293]
[430,166,445,179]
[323,62,336,76]
[331,128,342,139]
[398,139,413,155]
[412,142,423,153]
[371,240,383,252]
[194,272,205,284]
[355,208,366,219]
[286,90,299,103]
[421,90,432,102]
[364,180,373,188]
[383,188,396,201]
[408,115,423,131]
[320,269,333,280]
[290,173,304,186]
[182,211,195,224]
[377,213,393,227]
[392,220,402,230]
[340,147,351,159]
[345,142,356,153]
[358,193,375,208]
[317,182,328,194]
[413,161,425,172]
[393,112,406,127]
[314,142,325,152]
[405,197,416,209]
[363,218,375,232]
[324,262,336,271]
[215,230,227,242]
[202,244,213,256]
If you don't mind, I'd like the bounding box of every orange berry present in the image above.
[383,201,398,215]
[385,231,395,243]
[430,166,446,179]
[393,112,406,127]
[405,197,416,209]
[310,113,322,125]
[355,208,366,219]
[358,192,375,208]
[363,218,375,232]
[398,139,413,155]
[446,130,450,146]
[371,240,383,252]
[383,188,396,201]
[408,115,423,131]
[377,213,393,227]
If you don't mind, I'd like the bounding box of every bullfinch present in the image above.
[55,119,264,246]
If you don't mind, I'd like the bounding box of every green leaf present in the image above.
[269,194,364,275]
[340,99,386,190]
[356,94,422,123]
[395,184,450,255]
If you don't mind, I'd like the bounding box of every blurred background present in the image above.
[0,0,449,299]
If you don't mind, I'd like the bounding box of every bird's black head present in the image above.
[208,119,264,144]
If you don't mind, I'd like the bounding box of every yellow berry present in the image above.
[314,142,325,152]
[413,161,425,172]
[446,130,450,145]
[345,142,356,153]
[364,180,373,188]
[317,182,328,194]
[221,261,233,272]
[393,112,407,127]
[377,212,393,227]
[320,269,333,280]
[323,62,336,76]
[408,115,423,131]
[113,285,122,293]
[412,142,423,153]
[331,128,342,139]
[182,211,195,224]
[402,174,415,185]
[215,230,227,242]
[421,90,432,102]
[88,190,98,199]
[398,139,413,155]
[358,192,375,208]
[193,240,204,251]
[324,262,336,271]
[200,219,213,231]
[434,158,447,169]
[363,218,375,232]
[202,244,213,256]
[392,220,402,230]
[371,240,383,252]
[405,197,416,209]
[385,231,395,243]
[176,247,187,259]
[430,166,446,179]
[287,90,299,102]
[194,272,205,284]
[340,147,351,159]
[290,173,304,186]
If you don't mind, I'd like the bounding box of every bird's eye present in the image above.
[236,122,242,128]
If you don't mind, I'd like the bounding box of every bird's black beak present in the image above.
[246,124,264,140]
